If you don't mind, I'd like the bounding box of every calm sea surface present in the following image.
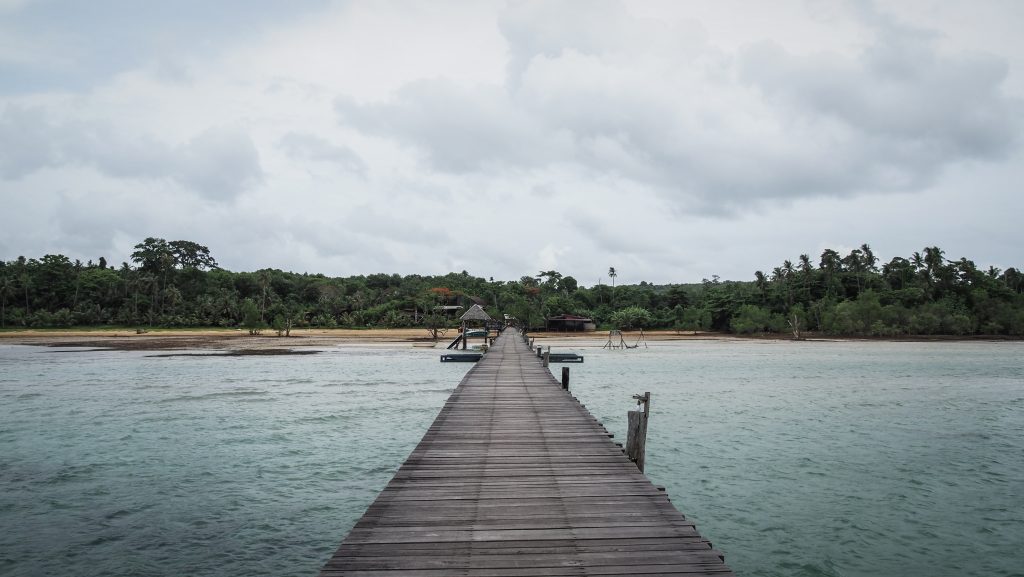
[1,339,1022,577]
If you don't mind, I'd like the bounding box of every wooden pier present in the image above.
[320,329,733,576]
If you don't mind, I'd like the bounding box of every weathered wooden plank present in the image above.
[321,571,730,577]
[337,540,719,557]
[318,328,732,576]
[325,550,726,570]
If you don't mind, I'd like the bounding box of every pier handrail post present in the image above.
[561,367,570,390]
[626,392,651,472]
[543,349,550,367]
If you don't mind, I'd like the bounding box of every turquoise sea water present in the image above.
[1,339,1022,577]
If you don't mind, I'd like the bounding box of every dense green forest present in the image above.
[1,238,1022,336]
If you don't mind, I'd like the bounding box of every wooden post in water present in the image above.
[626,392,651,472]
[561,367,570,390]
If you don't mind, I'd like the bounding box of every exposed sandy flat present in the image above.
[0,328,725,353]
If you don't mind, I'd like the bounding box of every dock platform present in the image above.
[440,353,483,363]
[320,328,733,576]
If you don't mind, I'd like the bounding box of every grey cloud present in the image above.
[0,105,60,177]
[335,80,570,173]
[277,132,366,176]
[0,1,328,95]
[51,190,157,260]
[0,106,262,200]
[342,205,452,246]
[498,0,636,86]
[281,218,362,259]
[275,205,453,272]
[738,36,1019,189]
[567,210,650,256]
[332,0,1021,215]
[62,123,177,180]
[729,7,1021,199]
[176,127,263,201]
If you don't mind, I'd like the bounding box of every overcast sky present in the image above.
[2,0,1021,285]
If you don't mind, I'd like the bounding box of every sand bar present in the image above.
[0,328,725,353]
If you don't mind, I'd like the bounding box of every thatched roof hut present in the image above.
[459,304,492,322]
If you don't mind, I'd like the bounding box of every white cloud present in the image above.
[175,126,263,201]
[277,132,366,176]
[0,106,262,200]
[1,0,1023,282]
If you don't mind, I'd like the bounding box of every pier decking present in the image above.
[320,329,733,576]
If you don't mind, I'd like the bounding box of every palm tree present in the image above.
[137,273,159,325]
[771,266,790,307]
[0,275,14,328]
[819,249,841,299]
[608,267,617,307]
[18,272,31,317]
[1002,268,1023,293]
[754,270,768,303]
[257,269,272,321]
[882,257,912,290]
[923,246,946,279]
[537,270,562,290]
[911,251,924,271]
[860,244,878,272]
[798,254,814,302]
[923,246,947,298]
[782,259,795,307]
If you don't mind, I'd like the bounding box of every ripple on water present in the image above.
[2,341,1022,577]
[158,389,270,403]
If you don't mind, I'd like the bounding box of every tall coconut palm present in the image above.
[882,257,912,290]
[798,254,814,302]
[257,269,272,321]
[860,244,878,272]
[923,246,946,279]
[911,251,924,271]
[819,249,841,299]
[18,272,31,317]
[922,246,947,298]
[782,259,795,306]
[0,275,14,328]
[608,267,617,307]
[1002,268,1023,293]
[754,270,768,303]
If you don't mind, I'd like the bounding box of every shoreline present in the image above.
[0,328,444,353]
[0,327,1018,353]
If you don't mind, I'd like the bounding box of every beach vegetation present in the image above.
[241,299,264,335]
[2,239,1023,337]
[609,306,652,330]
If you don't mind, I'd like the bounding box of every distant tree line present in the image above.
[1,239,1022,336]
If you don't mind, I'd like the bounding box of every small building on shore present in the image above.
[434,305,463,319]
[545,314,597,332]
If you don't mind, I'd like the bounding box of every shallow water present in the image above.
[1,340,1022,576]
[0,344,459,577]
[562,339,1024,577]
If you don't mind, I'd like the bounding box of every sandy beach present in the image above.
[0,328,725,353]
[3,327,1003,354]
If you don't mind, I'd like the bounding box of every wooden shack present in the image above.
[545,313,597,332]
